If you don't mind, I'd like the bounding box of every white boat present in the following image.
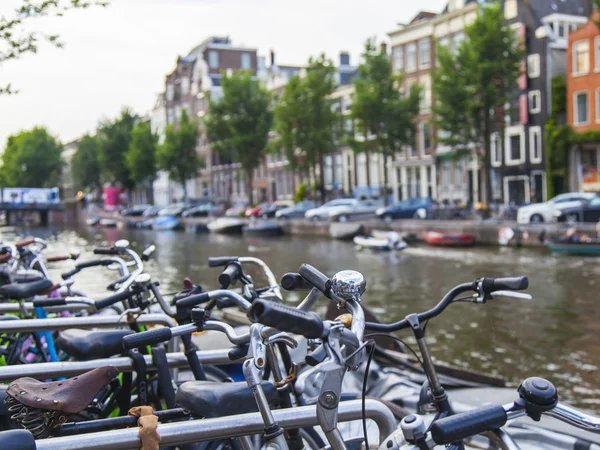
[151,215,180,231]
[98,218,117,228]
[207,217,246,234]
[353,231,407,251]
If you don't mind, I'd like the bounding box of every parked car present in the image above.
[375,197,439,221]
[121,204,152,217]
[329,199,382,222]
[225,202,249,217]
[245,202,272,218]
[259,200,294,219]
[304,199,359,221]
[157,203,191,217]
[143,206,163,218]
[181,203,218,218]
[555,195,600,223]
[275,201,316,220]
[516,193,597,224]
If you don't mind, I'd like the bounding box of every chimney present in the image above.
[270,50,275,67]
[380,42,388,55]
[339,51,350,66]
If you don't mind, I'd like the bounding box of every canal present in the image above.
[11,226,600,412]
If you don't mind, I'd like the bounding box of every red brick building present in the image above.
[567,12,600,192]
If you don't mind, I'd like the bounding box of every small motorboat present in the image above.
[545,239,600,255]
[151,215,180,231]
[99,218,118,228]
[424,231,475,247]
[85,216,99,226]
[329,222,364,240]
[207,217,246,234]
[242,220,282,236]
[353,232,407,251]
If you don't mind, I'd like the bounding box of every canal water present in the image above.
[8,226,600,412]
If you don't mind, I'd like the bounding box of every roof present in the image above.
[410,10,437,24]
[527,0,590,26]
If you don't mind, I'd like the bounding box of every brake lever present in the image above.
[489,291,532,301]
[263,331,298,349]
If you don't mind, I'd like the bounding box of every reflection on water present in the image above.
[5,225,600,411]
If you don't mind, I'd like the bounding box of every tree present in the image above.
[126,121,158,203]
[350,39,421,205]
[432,2,523,203]
[274,54,339,202]
[97,108,136,193]
[205,72,272,205]
[72,134,101,191]
[0,127,63,187]
[1,1,108,94]
[157,109,201,200]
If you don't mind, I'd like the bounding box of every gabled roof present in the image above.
[410,10,437,24]
[527,0,590,26]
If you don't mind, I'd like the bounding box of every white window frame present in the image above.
[574,90,590,126]
[503,175,531,205]
[406,43,417,73]
[529,126,542,164]
[393,46,403,73]
[208,50,219,69]
[420,75,431,113]
[505,125,526,166]
[491,132,502,167]
[241,53,251,70]
[527,54,540,78]
[596,89,600,124]
[572,40,590,76]
[419,39,430,69]
[595,36,600,72]
[528,90,541,114]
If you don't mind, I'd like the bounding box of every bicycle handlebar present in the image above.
[248,298,325,339]
[95,289,137,310]
[94,247,120,255]
[208,256,239,267]
[281,272,313,291]
[219,263,242,288]
[298,264,331,298]
[431,404,508,444]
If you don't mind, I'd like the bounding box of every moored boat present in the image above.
[424,231,475,246]
[242,220,282,236]
[329,222,364,240]
[207,217,246,234]
[353,232,407,251]
[85,216,100,226]
[151,215,180,231]
[98,218,118,228]
[546,239,600,255]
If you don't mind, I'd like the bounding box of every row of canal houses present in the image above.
[151,0,596,207]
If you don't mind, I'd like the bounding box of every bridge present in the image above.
[0,188,64,226]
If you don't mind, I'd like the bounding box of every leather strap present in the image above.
[129,406,160,450]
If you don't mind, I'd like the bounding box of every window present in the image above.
[505,125,525,165]
[504,0,517,20]
[529,126,542,164]
[166,84,174,101]
[393,46,403,72]
[370,153,380,185]
[597,89,600,123]
[167,108,174,123]
[452,32,464,54]
[208,50,219,69]
[421,122,431,155]
[491,132,502,167]
[181,78,190,95]
[573,40,589,75]
[241,53,251,70]
[454,159,464,185]
[528,90,541,114]
[442,161,450,186]
[406,43,417,72]
[574,91,589,125]
[419,39,430,68]
[420,75,431,112]
[595,37,600,72]
[527,54,540,78]
[357,153,367,186]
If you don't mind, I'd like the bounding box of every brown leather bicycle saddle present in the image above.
[6,366,118,414]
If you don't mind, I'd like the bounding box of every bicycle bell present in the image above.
[330,270,366,302]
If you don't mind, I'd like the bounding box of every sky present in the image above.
[0,0,447,148]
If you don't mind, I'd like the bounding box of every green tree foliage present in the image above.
[157,109,201,200]
[293,183,308,203]
[1,127,63,187]
[205,72,272,204]
[433,2,523,203]
[126,121,158,185]
[97,109,136,191]
[1,1,108,94]
[274,54,339,202]
[351,39,421,204]
[72,134,101,191]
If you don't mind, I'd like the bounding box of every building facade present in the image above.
[567,11,600,192]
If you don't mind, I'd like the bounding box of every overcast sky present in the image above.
[0,0,447,148]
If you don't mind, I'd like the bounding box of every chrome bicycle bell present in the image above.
[331,270,366,302]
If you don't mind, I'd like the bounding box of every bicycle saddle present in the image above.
[56,329,134,360]
[6,366,118,414]
[0,279,53,300]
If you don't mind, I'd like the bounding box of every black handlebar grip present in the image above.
[281,273,313,291]
[430,404,508,445]
[122,327,173,350]
[298,264,331,298]
[93,247,119,255]
[481,276,529,294]
[219,263,242,288]
[216,298,236,309]
[175,292,211,309]
[208,256,239,268]
[95,289,135,310]
[228,343,249,361]
[33,298,67,307]
[77,259,114,270]
[248,299,325,339]
[61,268,80,280]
